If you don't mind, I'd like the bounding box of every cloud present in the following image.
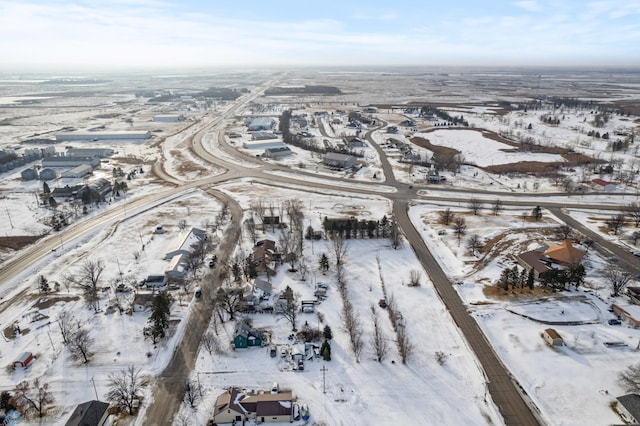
[514,1,542,12]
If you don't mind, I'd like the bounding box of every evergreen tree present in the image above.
[43,181,50,194]
[143,292,173,344]
[232,261,242,282]
[321,340,331,361]
[319,253,330,272]
[531,206,543,221]
[323,325,333,340]
[38,275,50,294]
[527,269,535,290]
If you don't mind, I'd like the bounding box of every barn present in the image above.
[13,351,34,369]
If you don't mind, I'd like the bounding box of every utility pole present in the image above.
[5,207,13,229]
[90,376,99,400]
[320,365,327,394]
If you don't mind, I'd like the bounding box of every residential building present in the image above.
[233,323,264,349]
[516,240,586,279]
[612,304,640,328]
[165,227,206,260]
[65,400,110,426]
[323,152,356,169]
[592,178,616,192]
[212,388,293,424]
[616,394,640,424]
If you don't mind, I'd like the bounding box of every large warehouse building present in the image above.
[56,131,151,141]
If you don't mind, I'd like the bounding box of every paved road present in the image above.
[143,189,243,426]
[395,201,541,426]
[550,207,640,277]
[2,83,638,425]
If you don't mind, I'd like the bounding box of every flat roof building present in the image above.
[56,131,151,141]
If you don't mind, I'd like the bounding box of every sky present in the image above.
[1,0,639,71]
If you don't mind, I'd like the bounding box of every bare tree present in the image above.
[619,362,640,393]
[331,234,349,267]
[183,380,201,408]
[245,217,258,244]
[14,378,54,418]
[283,198,305,233]
[66,259,105,312]
[607,265,632,297]
[370,306,389,362]
[106,366,143,415]
[556,224,573,240]
[214,286,244,321]
[452,217,467,246]
[275,286,300,331]
[68,327,93,363]
[390,217,401,249]
[467,198,482,215]
[341,299,363,360]
[606,214,626,235]
[435,351,448,366]
[279,230,299,272]
[297,256,309,281]
[467,234,483,255]
[178,219,188,231]
[408,270,422,287]
[396,325,413,364]
[57,311,75,344]
[439,208,454,225]
[251,199,266,228]
[491,199,503,216]
[627,202,640,228]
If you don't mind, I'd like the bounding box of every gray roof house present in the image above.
[616,394,640,424]
[323,152,356,169]
[263,146,292,158]
[165,227,206,260]
[65,400,110,426]
[253,278,273,298]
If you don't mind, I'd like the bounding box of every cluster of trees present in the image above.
[419,105,469,126]
[606,203,640,240]
[321,215,398,241]
[498,266,535,291]
[539,264,586,290]
[279,110,363,157]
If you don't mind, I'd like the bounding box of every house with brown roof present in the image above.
[543,328,564,346]
[516,240,586,279]
[612,304,640,328]
[212,388,293,424]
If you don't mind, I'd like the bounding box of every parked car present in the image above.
[608,319,622,325]
[631,250,640,257]
[297,360,304,371]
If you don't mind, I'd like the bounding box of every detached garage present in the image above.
[13,351,34,369]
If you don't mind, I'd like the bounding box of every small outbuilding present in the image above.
[13,351,34,369]
[543,328,564,347]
